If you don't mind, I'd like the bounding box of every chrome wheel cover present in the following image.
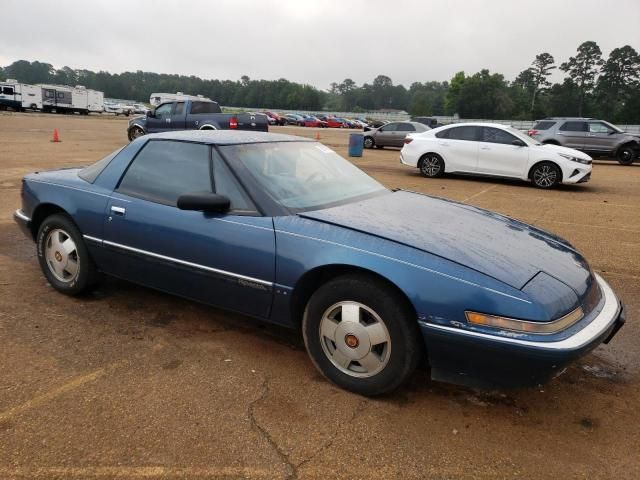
[533,165,557,187]
[421,156,441,176]
[131,127,144,139]
[319,301,391,378]
[44,228,80,282]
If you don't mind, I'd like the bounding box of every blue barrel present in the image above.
[348,133,364,157]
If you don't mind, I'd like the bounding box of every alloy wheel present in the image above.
[421,156,441,177]
[533,165,557,187]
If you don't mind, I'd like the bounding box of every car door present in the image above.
[436,126,480,172]
[557,121,587,149]
[584,121,616,153]
[394,123,416,147]
[101,139,276,318]
[477,127,529,178]
[375,123,398,146]
[146,102,174,133]
[168,101,186,130]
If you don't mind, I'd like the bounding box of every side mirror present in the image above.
[512,139,526,147]
[177,192,230,213]
[146,110,154,118]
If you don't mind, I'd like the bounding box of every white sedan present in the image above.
[400,122,593,188]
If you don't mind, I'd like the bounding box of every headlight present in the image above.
[465,307,584,335]
[558,153,591,165]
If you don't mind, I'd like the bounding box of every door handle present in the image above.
[480,146,491,150]
[110,206,126,216]
[438,142,449,146]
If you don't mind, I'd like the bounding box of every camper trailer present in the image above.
[0,80,42,111]
[149,92,211,107]
[40,84,105,114]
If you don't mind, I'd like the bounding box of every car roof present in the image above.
[147,130,314,145]
[439,122,512,129]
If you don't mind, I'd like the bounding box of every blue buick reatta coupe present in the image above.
[14,131,625,395]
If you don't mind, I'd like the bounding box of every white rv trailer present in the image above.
[39,84,105,114]
[149,91,211,106]
[0,79,42,110]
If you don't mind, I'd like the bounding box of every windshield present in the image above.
[219,142,387,212]
[506,126,542,146]
[601,120,623,133]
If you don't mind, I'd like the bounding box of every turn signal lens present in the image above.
[465,307,584,335]
[404,138,413,144]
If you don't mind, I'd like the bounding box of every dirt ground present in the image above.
[0,111,638,479]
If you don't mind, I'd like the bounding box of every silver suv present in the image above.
[528,118,640,165]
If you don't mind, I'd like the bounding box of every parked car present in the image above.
[325,117,348,128]
[104,102,134,116]
[528,117,640,165]
[13,130,624,395]
[364,121,429,149]
[411,116,443,129]
[364,119,388,130]
[401,122,593,188]
[127,99,268,140]
[282,114,305,126]
[302,115,327,128]
[263,112,284,125]
[132,103,149,115]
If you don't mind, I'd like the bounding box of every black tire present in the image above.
[128,126,145,141]
[37,214,102,295]
[363,136,375,149]
[617,146,635,165]
[419,153,445,178]
[531,162,561,189]
[302,274,422,396]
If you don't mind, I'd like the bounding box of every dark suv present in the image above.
[528,118,640,165]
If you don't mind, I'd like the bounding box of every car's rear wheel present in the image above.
[531,162,561,188]
[617,146,635,165]
[302,274,422,396]
[37,214,102,295]
[419,153,445,178]
[363,136,375,149]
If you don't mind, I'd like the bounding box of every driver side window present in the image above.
[212,150,257,214]
[154,103,173,117]
[589,122,613,134]
[380,123,397,132]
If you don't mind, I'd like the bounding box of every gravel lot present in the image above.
[0,112,638,479]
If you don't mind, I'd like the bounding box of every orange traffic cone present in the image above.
[51,128,61,143]
[315,131,320,140]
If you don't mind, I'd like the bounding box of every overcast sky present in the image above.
[1,0,638,90]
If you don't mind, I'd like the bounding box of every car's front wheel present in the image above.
[37,214,102,295]
[419,153,445,178]
[531,162,561,188]
[302,274,422,396]
[128,126,145,141]
[617,146,635,165]
[363,136,375,149]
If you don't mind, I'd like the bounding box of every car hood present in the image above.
[536,143,592,160]
[300,191,591,294]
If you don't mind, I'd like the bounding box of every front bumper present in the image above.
[13,209,33,240]
[420,273,625,388]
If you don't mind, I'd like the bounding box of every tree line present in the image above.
[2,40,638,122]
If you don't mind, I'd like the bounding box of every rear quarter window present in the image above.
[190,101,222,114]
[533,121,556,130]
[78,147,125,183]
